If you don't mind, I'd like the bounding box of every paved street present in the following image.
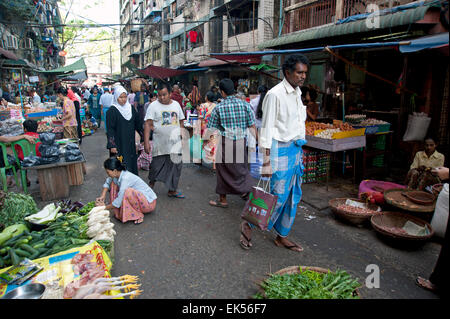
[25,128,441,299]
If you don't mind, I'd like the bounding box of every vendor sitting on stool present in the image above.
[405,136,445,190]
[96,156,157,224]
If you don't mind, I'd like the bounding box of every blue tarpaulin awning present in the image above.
[399,32,449,53]
[210,33,449,59]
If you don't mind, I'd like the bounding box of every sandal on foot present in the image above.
[134,218,144,224]
[209,200,228,208]
[168,192,185,199]
[274,238,303,252]
[416,277,438,292]
[240,222,252,250]
[240,192,250,201]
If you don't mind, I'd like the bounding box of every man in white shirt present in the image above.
[31,88,41,104]
[82,86,91,100]
[240,54,309,252]
[144,82,186,199]
[99,87,114,132]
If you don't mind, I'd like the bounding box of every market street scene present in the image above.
[0,0,448,302]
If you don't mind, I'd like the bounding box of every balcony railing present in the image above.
[282,0,415,34]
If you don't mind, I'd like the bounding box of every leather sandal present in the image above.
[209,200,228,208]
[240,222,252,250]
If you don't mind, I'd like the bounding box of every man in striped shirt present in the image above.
[205,78,257,208]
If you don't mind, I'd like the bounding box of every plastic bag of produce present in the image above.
[65,143,80,151]
[39,132,56,145]
[39,156,60,164]
[21,155,41,167]
[39,144,61,158]
[402,113,431,142]
[65,149,81,157]
[66,154,83,162]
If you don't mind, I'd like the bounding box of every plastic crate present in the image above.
[353,125,378,135]
[376,123,391,133]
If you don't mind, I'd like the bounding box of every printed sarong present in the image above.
[266,139,306,237]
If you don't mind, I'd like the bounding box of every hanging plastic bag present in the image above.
[402,112,431,141]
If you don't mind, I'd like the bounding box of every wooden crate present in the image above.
[36,166,70,201]
[66,162,84,186]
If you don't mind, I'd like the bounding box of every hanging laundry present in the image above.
[187,31,198,43]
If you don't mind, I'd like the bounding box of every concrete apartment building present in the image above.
[120,0,280,93]
[0,0,65,86]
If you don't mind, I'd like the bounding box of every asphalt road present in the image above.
[25,128,441,299]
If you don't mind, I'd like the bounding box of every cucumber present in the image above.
[9,249,21,266]
[29,251,40,260]
[14,248,31,258]
[20,244,39,256]
[31,232,43,240]
[1,233,26,247]
[45,237,57,248]
[13,238,30,248]
[32,242,46,249]
[37,247,49,258]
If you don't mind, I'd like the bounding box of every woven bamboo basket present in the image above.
[256,266,361,298]
[329,198,381,225]
[370,212,434,241]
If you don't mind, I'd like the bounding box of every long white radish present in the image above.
[88,206,106,216]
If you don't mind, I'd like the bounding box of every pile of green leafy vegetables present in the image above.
[0,191,38,228]
[254,268,361,299]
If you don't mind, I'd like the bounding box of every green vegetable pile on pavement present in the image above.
[78,201,95,215]
[0,211,92,268]
[0,197,115,269]
[25,203,62,225]
[254,268,361,299]
[0,191,38,227]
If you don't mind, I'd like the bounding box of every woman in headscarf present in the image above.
[68,87,82,144]
[106,85,143,175]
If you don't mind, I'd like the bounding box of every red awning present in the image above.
[138,65,188,79]
[0,47,19,60]
[209,54,263,64]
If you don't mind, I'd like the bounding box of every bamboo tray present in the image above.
[329,198,381,225]
[371,212,434,241]
[384,188,436,213]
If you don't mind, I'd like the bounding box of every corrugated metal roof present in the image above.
[259,4,431,49]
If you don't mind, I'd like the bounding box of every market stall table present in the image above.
[23,158,86,201]
[305,135,366,190]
